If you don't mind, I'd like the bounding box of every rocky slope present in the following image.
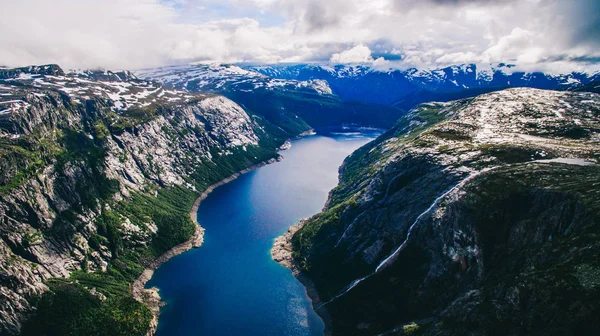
[286,88,600,335]
[0,65,290,335]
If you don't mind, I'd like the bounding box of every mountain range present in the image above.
[0,62,599,336]
[137,63,600,110]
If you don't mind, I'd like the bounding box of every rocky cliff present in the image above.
[289,88,600,335]
[0,65,290,335]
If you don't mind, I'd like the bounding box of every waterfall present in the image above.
[374,174,478,272]
[319,171,483,308]
[334,212,371,248]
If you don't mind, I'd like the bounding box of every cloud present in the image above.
[559,0,600,49]
[0,0,598,71]
[436,52,481,64]
[330,45,374,63]
[481,28,536,63]
[301,1,342,32]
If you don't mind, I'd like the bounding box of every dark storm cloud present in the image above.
[292,0,358,33]
[564,0,600,48]
[303,2,340,32]
[546,54,600,65]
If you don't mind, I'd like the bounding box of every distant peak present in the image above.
[0,64,65,79]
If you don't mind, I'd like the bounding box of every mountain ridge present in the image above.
[246,63,600,106]
[135,62,600,112]
[283,87,600,335]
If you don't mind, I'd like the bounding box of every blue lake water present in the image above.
[147,131,379,336]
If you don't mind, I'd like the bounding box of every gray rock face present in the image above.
[291,88,600,335]
[0,65,270,334]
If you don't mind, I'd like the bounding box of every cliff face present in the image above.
[291,88,600,335]
[0,66,286,335]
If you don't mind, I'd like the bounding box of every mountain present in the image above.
[571,80,600,94]
[137,63,599,117]
[246,63,600,107]
[135,64,407,131]
[135,63,333,95]
[4,63,599,336]
[282,88,600,335]
[0,64,295,335]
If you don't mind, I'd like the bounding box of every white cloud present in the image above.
[482,28,536,64]
[330,45,374,63]
[436,52,481,65]
[0,0,597,71]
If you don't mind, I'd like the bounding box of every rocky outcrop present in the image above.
[287,88,600,335]
[0,65,290,334]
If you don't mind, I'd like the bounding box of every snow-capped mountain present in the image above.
[135,62,598,110]
[244,63,600,106]
[135,64,332,95]
[135,63,405,131]
[0,64,200,113]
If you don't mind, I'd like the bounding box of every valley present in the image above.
[146,131,378,336]
[3,1,600,335]
[0,63,598,336]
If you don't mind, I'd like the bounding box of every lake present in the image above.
[147,130,379,336]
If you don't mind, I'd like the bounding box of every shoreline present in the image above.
[133,155,282,335]
[271,220,333,336]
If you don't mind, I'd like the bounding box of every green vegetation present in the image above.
[121,186,198,256]
[227,90,312,136]
[21,280,152,336]
[21,231,42,247]
[25,140,280,334]
[290,195,381,298]
[2,81,326,336]
[324,101,467,207]
[292,196,359,271]
[432,164,600,335]
[92,121,110,140]
[0,130,63,194]
[107,104,167,134]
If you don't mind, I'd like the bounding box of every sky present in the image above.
[0,0,598,72]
